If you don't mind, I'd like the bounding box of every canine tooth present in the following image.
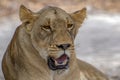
[55,60,58,65]
[63,59,67,65]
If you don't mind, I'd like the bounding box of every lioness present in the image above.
[2,5,109,80]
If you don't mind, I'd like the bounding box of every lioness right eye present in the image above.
[42,25,51,31]
[67,24,74,30]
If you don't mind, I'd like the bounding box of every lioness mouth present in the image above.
[47,54,69,70]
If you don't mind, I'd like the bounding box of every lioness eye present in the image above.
[67,24,73,30]
[42,25,51,31]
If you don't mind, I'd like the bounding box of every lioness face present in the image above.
[20,6,86,70]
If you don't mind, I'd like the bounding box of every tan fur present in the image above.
[2,5,109,80]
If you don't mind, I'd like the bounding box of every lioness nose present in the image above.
[56,44,71,50]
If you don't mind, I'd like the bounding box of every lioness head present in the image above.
[19,5,86,71]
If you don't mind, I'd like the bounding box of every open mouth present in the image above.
[47,54,69,70]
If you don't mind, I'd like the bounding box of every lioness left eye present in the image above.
[67,24,73,30]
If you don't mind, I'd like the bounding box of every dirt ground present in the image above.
[0,0,120,80]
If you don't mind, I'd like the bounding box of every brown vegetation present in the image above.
[0,0,120,17]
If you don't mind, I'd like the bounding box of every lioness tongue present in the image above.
[56,54,68,64]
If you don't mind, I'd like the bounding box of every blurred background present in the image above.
[0,0,120,80]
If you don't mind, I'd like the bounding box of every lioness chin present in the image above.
[2,5,109,80]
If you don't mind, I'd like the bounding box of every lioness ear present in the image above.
[70,8,86,38]
[19,5,34,22]
[70,8,86,27]
[19,5,38,32]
